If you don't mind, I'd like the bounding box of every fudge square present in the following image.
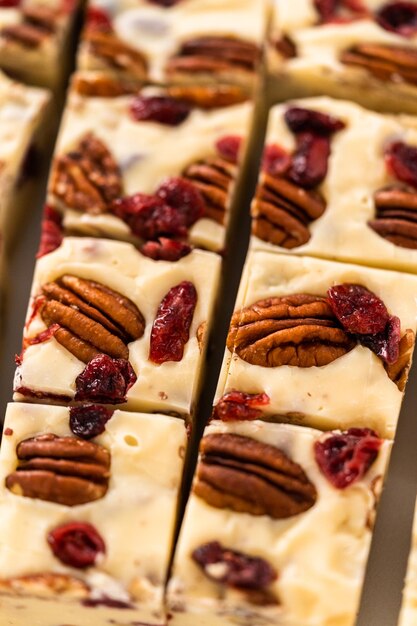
[77,0,267,92]
[13,237,221,416]
[217,250,417,439]
[251,96,417,274]
[46,74,254,254]
[0,402,186,626]
[167,419,392,626]
[269,0,417,115]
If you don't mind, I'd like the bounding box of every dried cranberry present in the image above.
[285,107,345,136]
[25,324,60,347]
[288,133,331,188]
[212,391,270,422]
[314,0,338,21]
[75,354,137,404]
[216,135,242,164]
[141,237,192,261]
[327,284,389,335]
[69,404,114,439]
[130,96,191,126]
[85,6,112,31]
[48,522,105,569]
[385,142,417,189]
[359,314,401,364]
[36,205,63,258]
[149,281,197,364]
[262,144,291,177]
[314,428,382,489]
[376,2,417,36]
[192,542,277,590]
[112,193,188,240]
[0,0,21,6]
[314,0,368,22]
[156,177,205,227]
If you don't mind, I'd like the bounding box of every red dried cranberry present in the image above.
[48,522,105,569]
[192,542,277,590]
[112,193,188,240]
[212,391,270,422]
[149,281,197,364]
[358,314,401,364]
[130,96,191,126]
[75,354,137,404]
[141,237,192,261]
[216,135,242,164]
[156,177,205,227]
[85,6,112,31]
[36,205,63,258]
[314,0,368,22]
[0,0,21,6]
[69,404,114,439]
[376,2,417,36]
[25,324,60,347]
[385,142,417,189]
[314,0,337,21]
[314,428,382,489]
[327,284,389,335]
[288,133,331,188]
[285,107,345,136]
[262,144,291,177]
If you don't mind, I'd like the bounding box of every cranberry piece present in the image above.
[314,0,337,21]
[156,177,205,227]
[289,133,331,188]
[359,314,401,365]
[85,6,112,31]
[112,193,188,240]
[385,142,417,189]
[314,0,368,22]
[262,144,291,177]
[48,522,105,569]
[147,0,181,5]
[130,96,191,126]
[327,284,389,335]
[212,391,270,422]
[36,205,63,258]
[285,107,345,136]
[314,428,383,489]
[149,281,197,364]
[75,354,137,404]
[25,324,60,347]
[141,237,192,261]
[69,404,114,439]
[376,2,417,36]
[0,0,21,6]
[216,135,243,164]
[192,542,277,590]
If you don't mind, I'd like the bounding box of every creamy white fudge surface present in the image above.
[217,251,417,439]
[78,0,267,89]
[14,237,221,415]
[269,0,417,114]
[0,402,185,625]
[252,96,417,273]
[400,499,417,626]
[0,0,78,88]
[168,420,391,626]
[48,83,253,252]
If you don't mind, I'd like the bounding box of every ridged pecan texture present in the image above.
[369,185,417,249]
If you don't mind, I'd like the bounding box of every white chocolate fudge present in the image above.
[77,0,267,92]
[47,77,254,253]
[168,419,392,626]
[0,402,186,625]
[14,237,221,416]
[251,96,417,273]
[400,498,417,626]
[269,0,417,114]
[217,250,417,439]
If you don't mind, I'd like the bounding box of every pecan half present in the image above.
[38,274,145,363]
[341,43,417,85]
[6,434,110,506]
[0,573,89,598]
[369,185,417,248]
[1,5,57,47]
[227,294,355,367]
[385,328,415,390]
[252,173,326,248]
[72,73,139,97]
[50,133,122,214]
[194,433,317,518]
[166,85,248,109]
[183,157,236,224]
[84,30,148,82]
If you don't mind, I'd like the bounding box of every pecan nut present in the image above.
[194,433,317,518]
[252,173,326,248]
[369,185,417,249]
[227,294,355,367]
[38,274,145,363]
[5,434,111,506]
[341,44,417,86]
[166,84,248,109]
[84,30,148,81]
[0,573,89,598]
[385,328,415,391]
[72,73,139,98]
[1,5,57,47]
[50,133,123,214]
[183,156,236,224]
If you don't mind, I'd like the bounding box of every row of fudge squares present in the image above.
[0,403,392,626]
[269,0,417,115]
